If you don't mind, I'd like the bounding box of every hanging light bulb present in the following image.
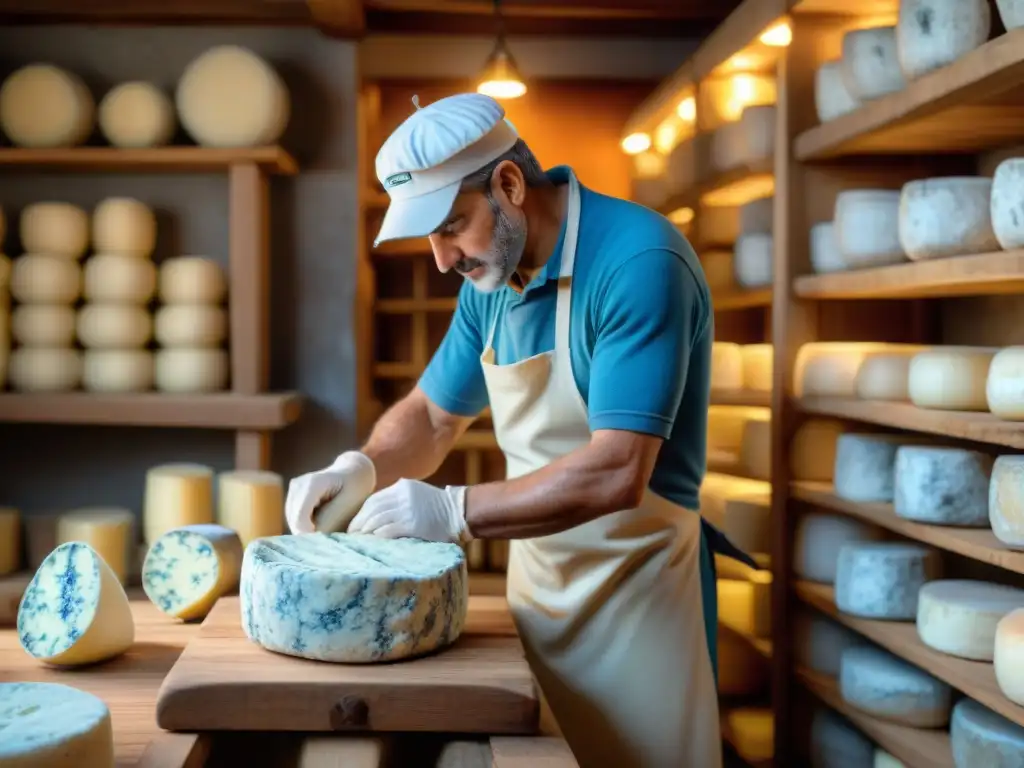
[477,0,526,99]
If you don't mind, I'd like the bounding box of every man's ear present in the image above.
[489,160,526,207]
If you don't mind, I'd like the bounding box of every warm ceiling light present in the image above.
[667,207,694,225]
[654,118,679,154]
[477,39,526,99]
[677,96,696,122]
[760,20,792,47]
[621,132,652,155]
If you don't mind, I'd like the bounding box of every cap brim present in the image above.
[373,181,460,248]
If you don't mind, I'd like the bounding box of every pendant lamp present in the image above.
[477,0,526,99]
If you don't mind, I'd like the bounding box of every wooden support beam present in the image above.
[307,0,366,37]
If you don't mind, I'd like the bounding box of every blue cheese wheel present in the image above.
[839,644,952,727]
[240,533,469,663]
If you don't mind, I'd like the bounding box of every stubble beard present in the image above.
[462,196,527,294]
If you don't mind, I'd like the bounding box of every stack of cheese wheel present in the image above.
[8,203,88,392]
[833,189,905,270]
[216,470,284,547]
[794,341,924,399]
[740,344,772,392]
[155,256,229,392]
[734,195,773,290]
[143,463,215,548]
[711,342,743,391]
[706,405,769,468]
[0,63,95,148]
[80,197,158,393]
[98,81,176,149]
[56,507,135,585]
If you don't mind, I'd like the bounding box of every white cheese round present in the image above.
[711,342,744,390]
[702,250,735,293]
[143,463,214,545]
[739,416,771,481]
[738,196,773,236]
[991,157,1024,250]
[795,342,913,398]
[77,304,152,349]
[217,470,285,547]
[82,349,154,393]
[240,533,469,663]
[0,682,114,767]
[836,541,941,619]
[10,253,82,304]
[741,344,773,391]
[720,496,770,555]
[738,105,776,163]
[707,406,770,455]
[834,433,908,502]
[733,234,773,288]
[11,304,76,347]
[839,644,952,727]
[794,512,884,584]
[794,610,864,676]
[855,349,927,401]
[834,189,905,268]
[154,303,227,348]
[8,347,82,392]
[951,697,1024,768]
[996,0,1024,30]
[154,348,228,392]
[92,197,157,258]
[990,455,1024,549]
[158,256,227,304]
[840,26,906,100]
[17,541,135,666]
[809,708,874,768]
[986,346,1024,420]
[894,446,993,526]
[810,221,846,274]
[918,579,1024,661]
[896,0,991,81]
[0,64,94,148]
[908,346,998,411]
[56,508,134,586]
[143,523,243,621]
[98,81,175,148]
[898,177,999,260]
[19,202,89,259]
[83,252,157,304]
[176,44,290,148]
[791,418,845,482]
[995,608,1024,706]
[815,60,861,123]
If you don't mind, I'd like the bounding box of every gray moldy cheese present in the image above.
[893,446,993,527]
[835,542,942,620]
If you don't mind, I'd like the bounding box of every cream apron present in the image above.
[479,171,725,768]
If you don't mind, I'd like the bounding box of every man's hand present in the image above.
[347,479,471,544]
[285,451,376,534]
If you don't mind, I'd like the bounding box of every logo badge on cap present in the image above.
[384,172,412,188]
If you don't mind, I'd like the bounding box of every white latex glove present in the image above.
[347,478,471,544]
[285,451,376,534]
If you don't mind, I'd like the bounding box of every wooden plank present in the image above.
[0,392,302,429]
[713,288,773,311]
[137,733,213,768]
[490,737,580,767]
[0,0,311,25]
[0,146,297,174]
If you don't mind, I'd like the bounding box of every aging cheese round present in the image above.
[810,221,846,274]
[82,349,154,393]
[839,26,906,100]
[711,342,743,390]
[839,644,952,727]
[741,344,773,391]
[8,348,82,392]
[83,253,157,304]
[98,81,176,148]
[908,347,998,411]
[896,0,991,80]
[917,579,1024,661]
[11,305,77,347]
[158,256,226,304]
[154,304,227,348]
[143,463,214,545]
[733,234,773,288]
[56,508,135,585]
[0,682,114,767]
[154,348,228,392]
[794,610,863,676]
[77,304,153,349]
[809,708,874,768]
[739,416,771,481]
[793,512,884,584]
[707,406,771,456]
[176,45,290,148]
[790,418,845,482]
[17,541,135,666]
[893,446,993,526]
[815,60,861,123]
[992,158,1024,250]
[10,253,82,304]
[834,541,942,620]
[19,202,89,259]
[997,0,1024,31]
[855,349,927,401]
[833,433,906,503]
[990,456,1024,549]
[995,608,1024,706]
[0,507,20,576]
[898,176,999,260]
[92,197,157,258]
[217,470,285,547]
[794,342,910,398]
[0,64,95,148]
[986,346,1024,420]
[833,189,905,268]
[950,696,1024,767]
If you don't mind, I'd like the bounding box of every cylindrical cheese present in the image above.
[855,349,927,401]
[57,508,135,584]
[739,416,771,481]
[896,0,991,81]
[991,157,1024,250]
[0,507,20,576]
[950,697,1024,768]
[839,644,952,727]
[158,257,227,304]
[997,0,1024,31]
[98,81,176,149]
[711,342,744,390]
[741,344,773,392]
[794,342,912,398]
[794,611,863,676]
[994,608,1024,706]
[898,177,999,260]
[707,406,771,456]
[733,234,773,289]
[0,63,95,148]
[10,254,82,304]
[737,105,775,163]
[893,446,993,527]
[815,60,861,123]
[810,221,846,274]
[986,346,1024,420]
[793,512,884,584]
[990,455,1024,548]
[908,347,998,411]
[8,347,82,392]
[82,350,154,393]
[809,708,874,768]
[835,541,942,620]
[77,304,153,349]
[154,304,227,348]
[833,189,905,268]
[11,305,76,347]
[83,253,157,304]
[840,26,905,100]
[154,348,228,393]
[834,433,911,502]
[917,579,1024,661]
[790,419,845,482]
[143,463,215,545]
[19,202,89,259]
[217,470,284,547]
[92,197,157,258]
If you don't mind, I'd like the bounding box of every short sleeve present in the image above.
[418,281,490,417]
[587,248,707,438]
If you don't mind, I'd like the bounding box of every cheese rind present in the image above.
[82,350,154,393]
[990,456,1024,549]
[142,524,243,621]
[240,533,469,663]
[986,346,1024,420]
[98,81,175,149]
[17,541,135,666]
[19,202,89,259]
[893,446,993,527]
[855,350,925,401]
[10,253,81,304]
[216,470,284,547]
[158,257,227,304]
[711,342,743,391]
[154,348,228,392]
[724,707,773,762]
[994,608,1024,706]
[908,347,998,411]
[950,697,1024,768]
[8,348,82,393]
[839,644,952,727]
[917,579,1024,661]
[738,416,771,481]
[835,542,941,620]
[143,463,214,545]
[11,304,77,347]
[0,64,94,149]
[717,573,772,639]
[833,189,904,268]
[740,344,773,392]
[898,177,999,261]
[0,681,114,767]
[154,304,227,348]
[77,304,153,349]
[833,433,905,503]
[794,342,912,398]
[793,513,884,584]
[83,253,157,304]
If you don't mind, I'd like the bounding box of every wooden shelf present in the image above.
[798,397,1024,450]
[796,667,953,768]
[713,289,772,311]
[0,146,298,174]
[794,250,1024,300]
[373,362,421,379]
[794,580,1024,729]
[376,298,457,314]
[719,621,773,660]
[662,156,775,213]
[711,389,771,407]
[795,28,1024,160]
[792,482,1024,576]
[0,392,303,430]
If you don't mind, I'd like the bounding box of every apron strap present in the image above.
[700,518,761,570]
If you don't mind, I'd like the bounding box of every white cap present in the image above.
[373,92,519,247]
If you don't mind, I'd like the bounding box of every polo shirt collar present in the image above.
[521,165,575,292]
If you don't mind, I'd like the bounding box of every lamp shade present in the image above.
[477,40,526,99]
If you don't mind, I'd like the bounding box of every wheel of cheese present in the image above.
[834,433,911,503]
[8,347,82,392]
[741,344,773,391]
[154,303,226,348]
[19,202,89,259]
[718,573,772,638]
[98,81,175,148]
[898,177,999,260]
[918,579,1024,660]
[834,189,905,267]
[176,45,290,148]
[56,508,134,585]
[738,196,773,236]
[11,305,76,347]
[894,446,993,526]
[143,463,214,545]
[737,105,775,163]
[0,682,115,766]
[10,253,82,304]
[854,348,927,401]
[790,418,845,482]
[995,608,1024,705]
[839,644,952,727]
[991,456,1024,548]
[795,610,864,676]
[835,541,942,619]
[997,0,1024,30]
[810,221,846,274]
[83,253,157,304]
[92,197,157,258]
[707,405,770,455]
[701,250,735,293]
[793,512,884,584]
[815,60,861,122]
[908,346,998,411]
[809,708,874,768]
[733,234,773,288]
[17,541,135,666]
[896,0,990,80]
[217,470,284,547]
[82,350,154,393]
[711,342,743,390]
[720,495,770,555]
[986,346,1024,420]
[840,26,906,100]
[794,342,911,398]
[0,507,20,576]
[991,158,1024,250]
[951,697,1024,767]
[158,256,226,304]
[154,348,228,392]
[0,64,95,148]
[77,304,152,349]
